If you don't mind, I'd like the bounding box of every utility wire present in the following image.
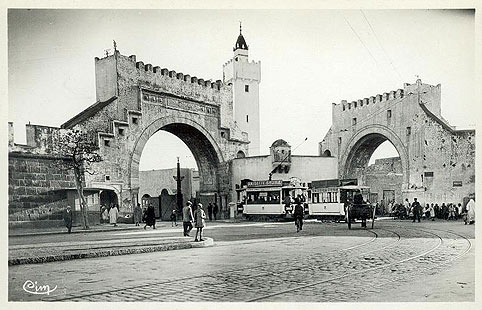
[360,10,404,82]
[342,13,378,65]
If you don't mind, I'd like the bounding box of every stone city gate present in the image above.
[61,50,249,213]
[319,79,475,203]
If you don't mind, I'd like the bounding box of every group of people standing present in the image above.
[101,204,120,227]
[391,197,476,224]
[206,202,219,221]
[132,203,157,229]
[182,201,206,242]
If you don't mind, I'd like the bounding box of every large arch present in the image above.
[339,124,409,185]
[129,116,225,202]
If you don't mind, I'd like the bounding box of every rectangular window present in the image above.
[118,128,125,136]
[406,126,411,136]
[352,118,357,126]
[424,172,434,177]
[387,110,392,118]
[104,139,110,147]
[245,85,249,92]
[338,137,342,144]
[105,175,111,181]
[453,181,462,187]
[132,117,138,125]
[246,115,249,123]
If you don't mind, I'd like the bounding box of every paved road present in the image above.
[8,220,474,302]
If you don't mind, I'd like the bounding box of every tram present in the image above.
[308,179,374,227]
[237,179,309,220]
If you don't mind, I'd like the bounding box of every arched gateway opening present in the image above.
[129,116,225,213]
[340,125,408,207]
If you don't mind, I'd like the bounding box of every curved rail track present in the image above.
[42,225,471,302]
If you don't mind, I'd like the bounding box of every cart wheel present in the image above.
[371,206,376,229]
[347,210,351,230]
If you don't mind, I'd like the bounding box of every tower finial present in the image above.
[239,21,242,34]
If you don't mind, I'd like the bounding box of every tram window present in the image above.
[246,191,280,204]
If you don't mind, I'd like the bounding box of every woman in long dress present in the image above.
[109,205,119,227]
[194,203,206,242]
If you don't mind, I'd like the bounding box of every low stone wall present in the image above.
[8,152,76,221]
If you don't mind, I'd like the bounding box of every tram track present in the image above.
[48,228,385,301]
[247,226,471,302]
[46,224,470,302]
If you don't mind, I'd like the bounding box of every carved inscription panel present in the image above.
[141,89,218,117]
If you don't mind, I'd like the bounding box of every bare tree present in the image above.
[53,129,102,229]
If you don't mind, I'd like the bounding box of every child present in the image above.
[194,203,206,242]
[170,209,178,227]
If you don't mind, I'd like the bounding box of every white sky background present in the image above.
[8,9,475,170]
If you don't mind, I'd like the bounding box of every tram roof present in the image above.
[339,185,370,190]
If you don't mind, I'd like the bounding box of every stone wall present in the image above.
[8,152,76,221]
[320,79,475,206]
[365,157,403,203]
[139,168,198,203]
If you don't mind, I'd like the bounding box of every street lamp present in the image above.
[173,157,185,214]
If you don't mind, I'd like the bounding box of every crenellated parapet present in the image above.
[222,57,261,68]
[95,53,227,92]
[335,88,405,111]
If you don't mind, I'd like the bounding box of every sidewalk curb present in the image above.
[9,220,243,237]
[8,237,214,266]
[8,226,141,237]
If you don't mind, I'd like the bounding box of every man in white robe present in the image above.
[466,198,475,224]
[109,206,119,227]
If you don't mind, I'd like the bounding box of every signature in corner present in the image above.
[23,280,57,295]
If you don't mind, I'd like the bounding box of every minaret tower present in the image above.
[223,23,261,155]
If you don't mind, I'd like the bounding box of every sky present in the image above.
[8,9,475,170]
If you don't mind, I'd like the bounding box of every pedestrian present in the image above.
[434,203,440,219]
[194,203,206,242]
[411,198,422,223]
[284,193,292,213]
[109,204,119,227]
[207,203,213,221]
[101,205,109,224]
[425,204,431,219]
[134,203,143,226]
[182,201,194,236]
[213,202,219,220]
[429,203,435,221]
[170,209,178,227]
[403,199,410,220]
[465,198,475,225]
[63,205,73,233]
[387,200,393,217]
[441,203,448,220]
[448,204,455,220]
[144,203,156,229]
[293,198,304,232]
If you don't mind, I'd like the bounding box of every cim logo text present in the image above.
[23,280,57,295]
